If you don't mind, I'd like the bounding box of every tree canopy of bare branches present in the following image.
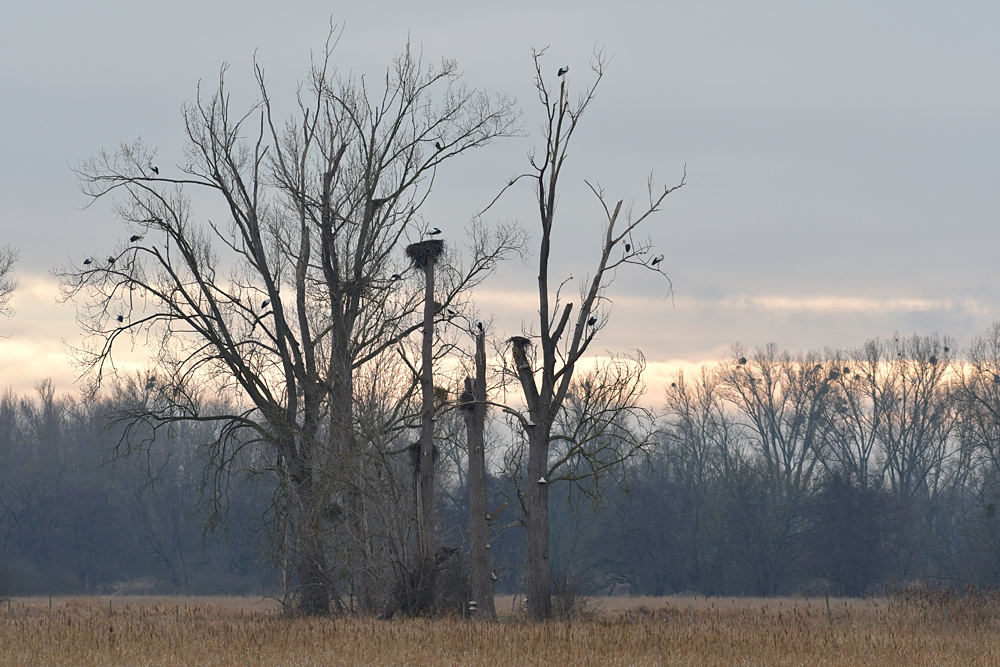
[0,246,18,319]
[59,34,520,615]
[503,49,684,619]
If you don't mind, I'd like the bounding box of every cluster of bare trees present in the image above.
[16,31,1000,614]
[53,35,678,619]
[60,39,517,615]
[9,326,1000,602]
[571,331,1000,596]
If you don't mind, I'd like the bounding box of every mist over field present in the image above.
[5,328,1000,603]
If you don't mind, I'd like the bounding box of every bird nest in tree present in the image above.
[408,441,439,472]
[509,335,532,348]
[406,239,444,269]
[459,384,475,412]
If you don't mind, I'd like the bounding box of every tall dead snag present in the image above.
[407,239,444,610]
[508,51,684,620]
[461,326,495,619]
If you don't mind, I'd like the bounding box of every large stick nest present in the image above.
[406,239,444,269]
[459,379,475,412]
[408,441,439,472]
[509,336,532,348]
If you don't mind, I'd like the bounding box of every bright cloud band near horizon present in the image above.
[3,273,997,398]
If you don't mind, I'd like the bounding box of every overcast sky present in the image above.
[2,1,999,398]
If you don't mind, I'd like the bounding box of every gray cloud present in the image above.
[2,1,999,393]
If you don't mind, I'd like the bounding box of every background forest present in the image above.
[5,327,1000,600]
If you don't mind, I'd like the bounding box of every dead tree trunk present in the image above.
[524,429,552,619]
[509,335,553,619]
[462,327,496,619]
[408,239,444,611]
[294,491,333,615]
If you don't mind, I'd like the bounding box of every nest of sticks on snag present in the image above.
[406,239,444,269]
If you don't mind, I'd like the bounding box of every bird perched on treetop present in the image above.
[428,227,442,236]
[558,66,569,76]
[651,254,664,266]
[390,273,402,281]
[130,234,143,243]
[107,256,116,265]
[624,243,630,253]
[588,316,597,326]
[476,321,483,332]
[116,315,124,323]
[435,141,443,151]
[261,299,270,309]
[150,165,159,175]
[83,258,92,265]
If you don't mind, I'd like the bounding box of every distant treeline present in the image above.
[547,328,1000,597]
[0,380,273,596]
[5,325,1000,597]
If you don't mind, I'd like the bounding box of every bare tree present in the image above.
[820,342,888,487]
[960,323,1000,479]
[503,50,683,619]
[876,334,955,504]
[720,344,835,490]
[719,344,838,593]
[59,35,519,615]
[954,322,1000,583]
[874,334,957,578]
[661,367,744,588]
[0,246,18,319]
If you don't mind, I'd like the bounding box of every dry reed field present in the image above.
[2,589,999,666]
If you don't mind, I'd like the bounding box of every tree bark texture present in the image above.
[510,337,552,619]
[464,330,496,619]
[284,441,334,616]
[294,488,333,615]
[524,426,551,619]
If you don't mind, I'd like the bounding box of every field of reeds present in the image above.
[2,587,1000,666]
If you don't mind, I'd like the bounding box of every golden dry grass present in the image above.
[2,593,999,666]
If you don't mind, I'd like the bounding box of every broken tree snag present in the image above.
[464,327,495,619]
